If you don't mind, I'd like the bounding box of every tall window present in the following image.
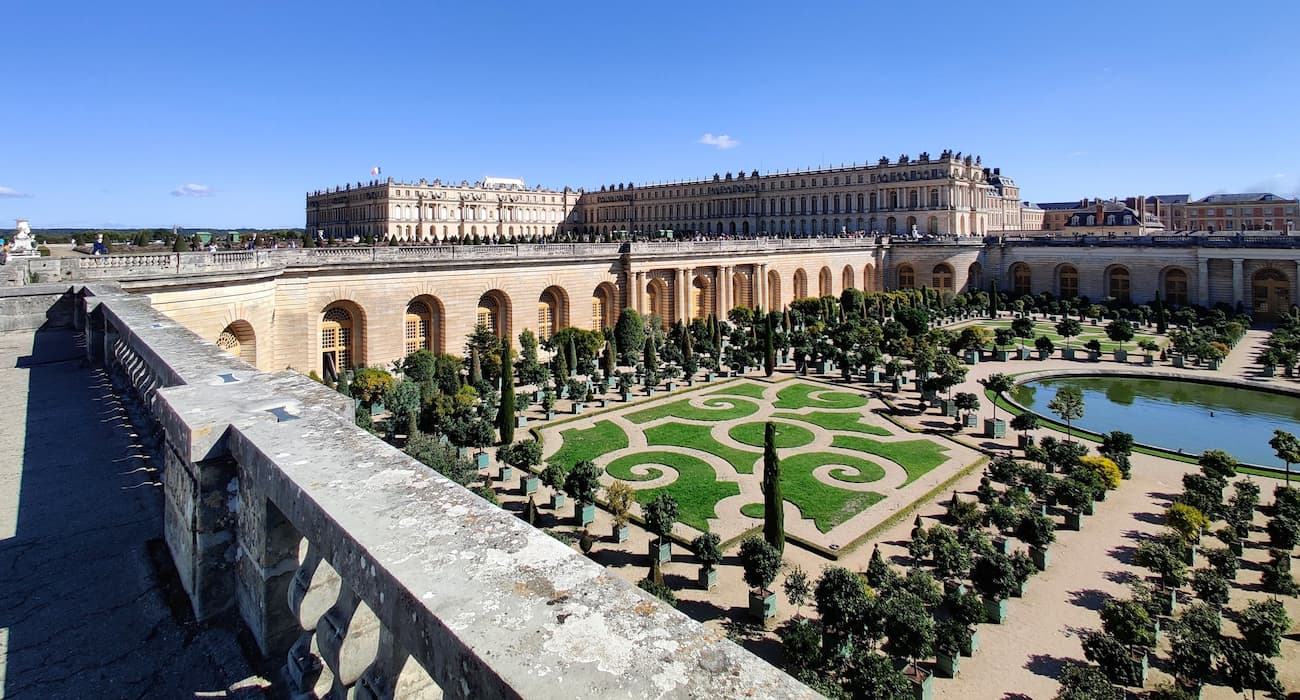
[932,264,954,292]
[1058,265,1079,299]
[1108,267,1131,303]
[897,264,915,289]
[1165,269,1189,306]
[404,301,433,354]
[1011,263,1032,296]
[321,307,353,381]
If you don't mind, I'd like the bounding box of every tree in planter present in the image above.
[993,327,1015,354]
[605,480,634,540]
[1168,601,1222,692]
[642,337,658,388]
[1055,317,1082,352]
[1105,319,1135,355]
[1010,412,1040,446]
[880,589,935,672]
[1099,598,1156,652]
[845,651,912,700]
[1035,334,1055,357]
[562,460,601,525]
[540,387,556,416]
[643,492,679,581]
[928,525,973,581]
[739,535,782,617]
[1078,455,1122,492]
[1047,384,1085,441]
[1017,512,1056,560]
[814,566,874,660]
[1054,662,1121,700]
[1165,503,1209,545]
[540,462,567,503]
[1267,513,1299,549]
[1238,598,1291,658]
[1099,431,1135,480]
[1259,548,1298,595]
[783,564,811,617]
[971,552,1018,621]
[498,439,542,479]
[1190,567,1231,608]
[946,492,983,530]
[954,391,979,424]
[691,532,722,587]
[1218,639,1284,700]
[1081,630,1143,687]
[979,373,1015,424]
[1011,316,1035,350]
[1134,537,1188,590]
[777,617,822,672]
[761,422,785,553]
[1269,428,1300,488]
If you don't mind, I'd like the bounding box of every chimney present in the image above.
[1080,198,1088,208]
[1138,195,1147,215]
[1096,202,1105,223]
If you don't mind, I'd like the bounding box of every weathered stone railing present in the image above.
[71,284,816,699]
[626,237,886,256]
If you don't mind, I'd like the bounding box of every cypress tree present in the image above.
[604,334,617,377]
[763,422,784,552]
[783,308,793,333]
[1154,290,1167,334]
[764,313,775,377]
[554,346,568,381]
[498,342,515,444]
[469,348,482,387]
[566,335,578,373]
[990,279,1000,318]
[711,316,722,354]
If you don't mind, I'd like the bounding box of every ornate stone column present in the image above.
[1232,258,1244,307]
[1197,258,1209,306]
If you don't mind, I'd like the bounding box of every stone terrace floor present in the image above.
[0,329,264,699]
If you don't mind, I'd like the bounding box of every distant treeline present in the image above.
[28,228,306,245]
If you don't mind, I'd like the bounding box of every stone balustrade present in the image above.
[69,284,816,699]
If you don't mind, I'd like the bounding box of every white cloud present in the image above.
[1069,151,1087,157]
[697,133,739,150]
[0,186,29,198]
[171,183,214,197]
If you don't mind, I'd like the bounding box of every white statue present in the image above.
[9,219,35,256]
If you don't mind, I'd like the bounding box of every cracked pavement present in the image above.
[0,329,261,699]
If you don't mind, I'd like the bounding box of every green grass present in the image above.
[644,421,759,474]
[773,410,891,436]
[605,450,740,532]
[549,420,628,467]
[830,435,949,486]
[739,452,886,532]
[969,320,1158,353]
[625,396,760,424]
[728,421,816,448]
[774,382,869,409]
[708,381,769,400]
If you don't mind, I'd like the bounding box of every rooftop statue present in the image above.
[9,219,36,256]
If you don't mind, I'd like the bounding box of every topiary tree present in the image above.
[562,460,601,508]
[1190,567,1231,608]
[605,480,634,530]
[1047,385,1085,440]
[783,564,811,617]
[814,566,873,658]
[1135,537,1187,589]
[613,308,644,365]
[880,589,934,666]
[1105,319,1135,352]
[739,535,782,595]
[762,422,785,553]
[692,532,722,575]
[1166,502,1209,544]
[1054,662,1121,700]
[1099,431,1135,480]
[1270,429,1300,487]
[971,552,1018,602]
[979,373,1015,424]
[498,439,542,474]
[643,492,679,545]
[1011,411,1039,442]
[1055,317,1082,351]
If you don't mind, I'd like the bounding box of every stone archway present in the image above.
[216,320,256,365]
[1253,268,1290,319]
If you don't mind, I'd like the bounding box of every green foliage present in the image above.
[637,576,677,607]
[1190,567,1231,608]
[778,618,822,670]
[498,439,542,470]
[1238,598,1291,657]
[497,342,515,443]
[739,535,782,592]
[1218,639,1283,698]
[562,460,602,505]
[1081,631,1140,686]
[1099,598,1155,650]
[814,567,874,653]
[1054,663,1120,700]
[1046,385,1085,436]
[643,492,679,539]
[1165,502,1209,543]
[783,564,811,612]
[762,422,785,553]
[404,430,478,486]
[880,589,934,662]
[1134,538,1187,588]
[350,367,395,406]
[691,532,722,569]
[971,552,1017,601]
[540,462,567,490]
[614,308,645,365]
[604,480,634,527]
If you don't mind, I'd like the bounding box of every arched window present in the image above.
[842,265,855,291]
[1164,269,1189,307]
[477,291,510,338]
[927,216,938,234]
[1058,265,1079,299]
[216,320,256,364]
[794,268,809,299]
[404,301,433,354]
[321,306,354,381]
[1011,263,1032,296]
[932,264,954,292]
[538,291,558,340]
[886,216,897,234]
[1107,267,1131,303]
[592,284,615,330]
[897,264,915,290]
[767,269,781,309]
[692,275,713,320]
[819,267,833,297]
[967,262,983,292]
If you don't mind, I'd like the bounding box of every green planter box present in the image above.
[572,402,584,414]
[577,502,595,526]
[983,597,1008,624]
[1114,349,1128,363]
[1030,545,1049,571]
[1208,358,1222,370]
[941,399,958,417]
[650,540,671,563]
[960,627,979,657]
[984,418,1006,438]
[475,452,490,468]
[498,465,514,482]
[749,589,777,622]
[963,413,979,428]
[936,651,960,679]
[1037,349,1051,360]
[964,350,980,365]
[995,349,1013,362]
[1144,354,1155,366]
[550,492,566,509]
[906,666,934,700]
[1064,511,1083,530]
[698,567,718,589]
[1262,365,1276,377]
[521,475,538,495]
[1017,348,1032,360]
[515,415,528,428]
[613,524,629,543]
[1172,354,1185,368]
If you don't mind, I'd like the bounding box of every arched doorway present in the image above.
[1106,266,1131,304]
[1057,265,1079,300]
[732,270,752,310]
[767,269,781,309]
[538,287,568,340]
[404,299,441,355]
[818,267,833,297]
[1011,263,1032,296]
[966,262,983,292]
[1163,269,1189,307]
[863,263,876,292]
[592,283,617,330]
[321,304,360,383]
[897,264,915,290]
[646,278,669,324]
[793,269,809,299]
[1253,268,1290,318]
[842,265,855,291]
[932,263,954,293]
[692,274,714,320]
[216,320,256,365]
[477,290,511,339]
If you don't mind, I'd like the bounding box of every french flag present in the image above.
[370,166,382,175]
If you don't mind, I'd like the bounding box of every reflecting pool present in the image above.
[1010,376,1300,468]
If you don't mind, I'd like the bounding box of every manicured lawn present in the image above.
[970,320,1157,353]
[708,381,769,400]
[830,435,948,486]
[773,410,891,436]
[605,450,740,532]
[774,383,869,409]
[728,420,816,448]
[739,451,886,532]
[549,420,628,467]
[644,421,759,474]
[625,396,760,424]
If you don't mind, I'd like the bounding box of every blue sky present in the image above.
[3,0,1298,229]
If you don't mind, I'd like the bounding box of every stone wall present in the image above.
[66,284,817,699]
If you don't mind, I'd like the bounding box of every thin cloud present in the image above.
[1069,151,1087,157]
[0,186,30,198]
[171,183,214,197]
[698,133,739,150]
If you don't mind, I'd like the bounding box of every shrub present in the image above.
[1079,455,1121,490]
[1165,503,1209,543]
[739,536,782,593]
[637,576,677,607]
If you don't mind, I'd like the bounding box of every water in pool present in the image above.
[1011,376,1300,469]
